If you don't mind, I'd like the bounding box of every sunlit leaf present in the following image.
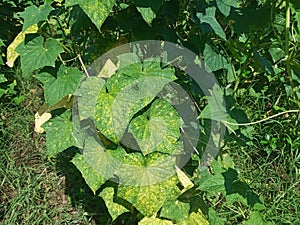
[95,61,176,143]
[6,24,38,68]
[43,110,77,157]
[16,36,64,77]
[35,64,83,106]
[99,187,128,221]
[136,7,156,26]
[188,210,209,225]
[139,217,174,225]
[129,99,182,156]
[72,154,106,194]
[242,211,272,225]
[117,175,180,217]
[19,3,53,32]
[34,111,51,134]
[160,200,190,223]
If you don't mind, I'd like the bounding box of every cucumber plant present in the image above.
[2,0,288,224]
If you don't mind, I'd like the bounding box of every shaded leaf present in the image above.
[203,44,227,72]
[216,0,238,17]
[197,7,226,40]
[66,0,116,32]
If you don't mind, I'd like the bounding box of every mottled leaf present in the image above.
[160,200,190,223]
[74,77,105,137]
[43,110,77,157]
[129,99,182,156]
[66,0,116,32]
[117,175,180,217]
[19,3,53,31]
[72,154,106,194]
[139,217,174,225]
[16,36,64,77]
[188,210,209,225]
[99,187,128,221]
[95,61,176,143]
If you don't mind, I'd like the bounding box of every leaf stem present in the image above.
[77,54,89,77]
[222,109,299,126]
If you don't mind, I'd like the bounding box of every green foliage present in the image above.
[19,2,54,32]
[16,36,64,77]
[1,0,299,224]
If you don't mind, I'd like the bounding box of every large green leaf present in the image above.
[197,7,226,40]
[19,3,53,32]
[95,61,176,143]
[139,217,174,225]
[43,110,77,157]
[160,200,190,223]
[66,0,116,32]
[16,36,64,77]
[99,187,128,221]
[117,175,180,217]
[35,64,83,106]
[129,99,182,156]
[113,149,178,186]
[72,153,106,194]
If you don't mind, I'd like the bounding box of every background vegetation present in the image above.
[0,0,299,224]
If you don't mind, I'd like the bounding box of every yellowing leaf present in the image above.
[6,24,38,68]
[34,111,51,134]
[97,59,118,78]
[188,210,209,225]
[139,216,174,225]
[176,166,194,193]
